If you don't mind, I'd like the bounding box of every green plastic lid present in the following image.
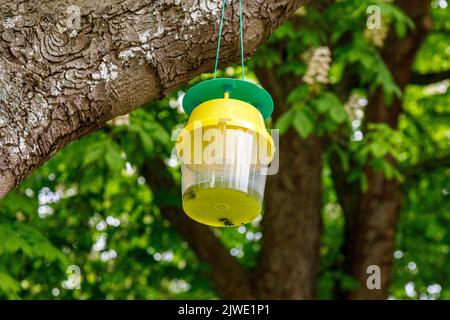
[182,78,274,120]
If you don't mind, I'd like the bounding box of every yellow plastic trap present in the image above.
[176,78,275,227]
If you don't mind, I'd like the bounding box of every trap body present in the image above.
[176,78,275,227]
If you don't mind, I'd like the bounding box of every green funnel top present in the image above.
[182,78,274,120]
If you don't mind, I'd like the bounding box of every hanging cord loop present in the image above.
[213,0,245,80]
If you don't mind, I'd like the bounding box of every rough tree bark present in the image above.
[0,0,305,198]
[337,0,431,299]
[139,58,324,299]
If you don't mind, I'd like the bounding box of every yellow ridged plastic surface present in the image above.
[176,98,275,164]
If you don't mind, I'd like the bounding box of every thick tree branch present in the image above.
[401,155,450,179]
[410,70,450,85]
[0,0,306,198]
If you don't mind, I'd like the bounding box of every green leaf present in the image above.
[329,61,345,83]
[0,221,67,265]
[314,92,340,113]
[372,55,402,105]
[83,142,106,167]
[360,173,369,193]
[287,85,309,105]
[278,62,307,77]
[332,144,350,171]
[138,129,155,155]
[314,92,348,124]
[330,105,348,124]
[370,142,389,158]
[315,98,331,114]
[378,2,414,37]
[105,143,123,172]
[275,108,294,134]
[0,272,20,298]
[338,273,360,291]
[293,109,314,138]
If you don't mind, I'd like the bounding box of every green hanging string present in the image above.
[238,0,244,80]
[213,0,245,80]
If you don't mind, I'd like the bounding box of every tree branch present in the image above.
[0,0,306,198]
[410,70,450,85]
[401,155,450,179]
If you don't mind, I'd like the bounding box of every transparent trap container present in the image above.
[177,78,275,227]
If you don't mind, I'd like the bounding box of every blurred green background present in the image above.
[0,0,449,300]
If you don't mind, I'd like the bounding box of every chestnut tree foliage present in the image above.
[0,0,449,299]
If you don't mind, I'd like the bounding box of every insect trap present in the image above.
[176,0,275,227]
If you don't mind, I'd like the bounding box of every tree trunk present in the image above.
[252,67,323,299]
[254,132,323,299]
[0,0,305,198]
[340,0,431,299]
